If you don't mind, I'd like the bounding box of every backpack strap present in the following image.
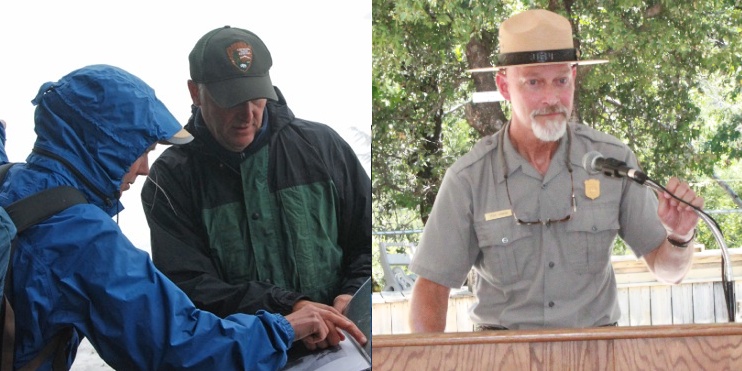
[0,178,87,371]
[0,163,15,186]
[5,186,88,233]
[16,328,73,371]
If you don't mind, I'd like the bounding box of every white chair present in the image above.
[378,242,417,292]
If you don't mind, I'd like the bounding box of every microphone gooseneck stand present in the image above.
[639,177,736,322]
[582,150,735,321]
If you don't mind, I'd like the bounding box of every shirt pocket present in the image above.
[565,204,619,274]
[474,217,533,285]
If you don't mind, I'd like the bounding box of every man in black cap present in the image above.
[141,26,371,350]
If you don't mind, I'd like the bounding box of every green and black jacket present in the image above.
[141,87,371,316]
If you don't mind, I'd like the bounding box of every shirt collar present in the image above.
[496,121,572,183]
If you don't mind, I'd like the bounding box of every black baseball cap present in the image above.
[189,26,278,107]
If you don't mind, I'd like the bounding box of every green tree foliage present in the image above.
[373,0,742,249]
[373,0,491,227]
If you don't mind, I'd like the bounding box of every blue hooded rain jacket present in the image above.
[0,65,294,370]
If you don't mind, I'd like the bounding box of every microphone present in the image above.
[582,151,736,322]
[582,151,647,183]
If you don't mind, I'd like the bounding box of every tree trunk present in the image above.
[464,31,506,137]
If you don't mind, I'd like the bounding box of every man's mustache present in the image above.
[531,106,568,117]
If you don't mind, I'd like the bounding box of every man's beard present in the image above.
[530,105,569,142]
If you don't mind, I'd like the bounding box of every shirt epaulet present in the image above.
[571,123,625,149]
[448,133,500,175]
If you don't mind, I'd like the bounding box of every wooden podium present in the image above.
[372,323,742,370]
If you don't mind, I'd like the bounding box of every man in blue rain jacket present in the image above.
[0,64,363,370]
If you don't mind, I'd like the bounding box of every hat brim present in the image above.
[467,59,609,73]
[159,127,194,145]
[205,75,278,108]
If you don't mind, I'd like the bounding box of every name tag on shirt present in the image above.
[485,209,512,221]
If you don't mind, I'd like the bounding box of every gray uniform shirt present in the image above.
[409,123,667,329]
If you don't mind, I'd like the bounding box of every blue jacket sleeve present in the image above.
[13,207,294,371]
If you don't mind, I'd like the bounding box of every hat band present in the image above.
[498,48,577,67]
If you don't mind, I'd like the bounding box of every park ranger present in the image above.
[408,9,703,331]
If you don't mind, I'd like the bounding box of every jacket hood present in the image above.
[29,64,186,214]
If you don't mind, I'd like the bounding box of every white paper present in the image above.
[281,330,370,371]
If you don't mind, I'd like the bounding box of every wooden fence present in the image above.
[372,248,742,335]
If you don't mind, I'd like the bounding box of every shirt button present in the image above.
[502,237,509,244]
[592,226,598,232]
[548,301,555,308]
[252,212,260,220]
[549,262,555,268]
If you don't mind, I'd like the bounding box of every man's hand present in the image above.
[332,294,352,314]
[290,300,366,350]
[657,177,704,239]
[643,177,704,284]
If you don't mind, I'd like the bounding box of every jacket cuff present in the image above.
[256,310,294,350]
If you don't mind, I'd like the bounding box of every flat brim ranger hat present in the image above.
[469,9,608,73]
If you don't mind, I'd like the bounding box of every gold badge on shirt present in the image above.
[584,179,600,200]
[485,209,512,221]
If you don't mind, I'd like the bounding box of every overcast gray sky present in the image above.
[0,0,371,252]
